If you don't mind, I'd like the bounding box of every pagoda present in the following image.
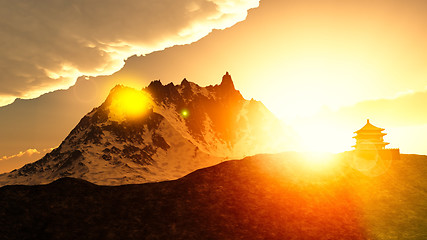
[351,119,400,164]
[353,119,389,150]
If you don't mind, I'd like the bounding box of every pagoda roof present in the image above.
[354,119,385,133]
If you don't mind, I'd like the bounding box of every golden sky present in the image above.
[117,0,427,154]
[1,0,427,171]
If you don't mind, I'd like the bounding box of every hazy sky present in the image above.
[2,0,427,172]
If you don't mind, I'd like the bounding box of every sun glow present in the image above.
[109,87,153,122]
[292,117,353,154]
[300,152,338,171]
[265,152,343,181]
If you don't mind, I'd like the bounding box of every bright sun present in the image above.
[109,87,153,121]
[290,117,353,154]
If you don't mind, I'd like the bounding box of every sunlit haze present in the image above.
[2,0,427,168]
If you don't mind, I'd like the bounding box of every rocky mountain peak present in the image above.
[220,72,235,90]
[181,78,190,86]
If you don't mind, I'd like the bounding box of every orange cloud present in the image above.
[0,0,259,106]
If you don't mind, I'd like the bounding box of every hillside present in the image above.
[0,152,366,240]
[1,152,426,239]
[352,154,427,239]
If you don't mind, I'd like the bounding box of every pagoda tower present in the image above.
[353,119,389,150]
[350,119,400,171]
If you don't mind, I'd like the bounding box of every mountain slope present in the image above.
[0,73,290,186]
[0,152,367,240]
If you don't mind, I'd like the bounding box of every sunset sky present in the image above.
[1,0,427,172]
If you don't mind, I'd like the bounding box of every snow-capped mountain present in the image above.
[0,73,289,186]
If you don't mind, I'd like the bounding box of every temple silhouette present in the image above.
[352,119,400,163]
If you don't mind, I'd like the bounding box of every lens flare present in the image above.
[181,109,189,118]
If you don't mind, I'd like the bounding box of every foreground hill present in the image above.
[352,154,427,239]
[1,152,426,239]
[0,152,366,240]
[0,73,290,186]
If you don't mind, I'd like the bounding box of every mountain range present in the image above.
[0,73,289,186]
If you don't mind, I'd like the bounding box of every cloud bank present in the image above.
[0,0,259,106]
[0,148,53,173]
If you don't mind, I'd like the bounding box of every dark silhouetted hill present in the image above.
[0,152,366,240]
[2,152,427,239]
